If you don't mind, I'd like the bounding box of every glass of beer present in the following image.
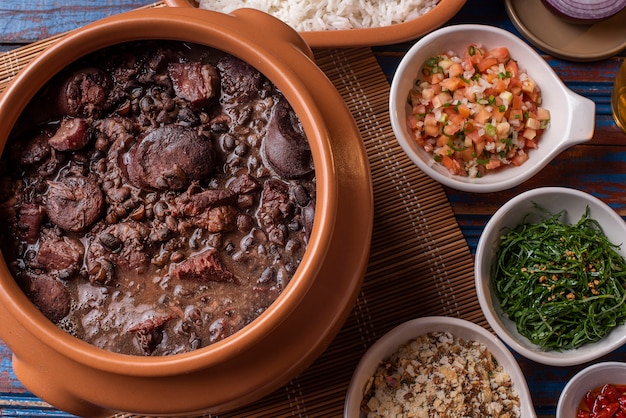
[612,58,626,134]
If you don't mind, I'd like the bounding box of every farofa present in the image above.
[362,331,521,417]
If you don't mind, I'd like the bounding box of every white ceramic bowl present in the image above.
[476,187,626,366]
[389,24,595,193]
[557,362,626,418]
[344,316,536,418]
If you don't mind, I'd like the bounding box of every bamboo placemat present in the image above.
[0,16,485,418]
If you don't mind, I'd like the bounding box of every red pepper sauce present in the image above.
[577,384,626,418]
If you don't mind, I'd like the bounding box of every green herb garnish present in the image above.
[492,206,626,351]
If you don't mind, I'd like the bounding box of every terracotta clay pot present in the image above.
[0,7,373,417]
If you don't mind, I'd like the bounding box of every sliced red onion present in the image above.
[541,0,626,23]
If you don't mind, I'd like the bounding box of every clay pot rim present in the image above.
[0,7,338,376]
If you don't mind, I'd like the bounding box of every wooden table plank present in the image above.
[0,0,155,51]
[0,0,625,417]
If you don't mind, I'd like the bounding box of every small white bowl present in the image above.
[344,316,536,418]
[476,187,626,366]
[557,362,626,418]
[389,24,595,193]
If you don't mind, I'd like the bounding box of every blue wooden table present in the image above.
[1,0,625,416]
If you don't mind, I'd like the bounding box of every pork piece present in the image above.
[217,55,263,101]
[87,221,152,282]
[17,203,45,244]
[178,189,237,216]
[168,62,220,108]
[45,175,104,232]
[48,117,91,152]
[257,179,294,230]
[172,248,235,283]
[125,125,216,191]
[23,274,72,324]
[193,205,238,233]
[57,67,111,118]
[12,130,67,177]
[263,99,313,179]
[14,131,52,167]
[128,315,172,356]
[228,173,260,195]
[94,117,137,145]
[35,230,84,274]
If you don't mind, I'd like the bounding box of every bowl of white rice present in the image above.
[344,316,536,417]
[164,0,467,47]
[389,24,595,193]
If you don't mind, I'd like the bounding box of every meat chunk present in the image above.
[172,249,235,283]
[24,274,72,324]
[14,131,52,167]
[125,125,216,191]
[257,179,294,229]
[17,203,45,244]
[35,231,84,274]
[87,221,152,280]
[263,98,313,179]
[45,175,104,232]
[48,117,91,151]
[193,205,238,233]
[57,67,111,118]
[179,189,237,216]
[228,173,260,195]
[168,62,220,108]
[217,55,263,101]
[128,315,172,356]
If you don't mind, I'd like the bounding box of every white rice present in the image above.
[197,0,442,31]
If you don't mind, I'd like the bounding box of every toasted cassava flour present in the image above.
[362,331,521,417]
[197,0,441,31]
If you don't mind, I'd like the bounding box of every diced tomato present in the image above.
[412,103,427,115]
[459,146,475,162]
[508,108,524,123]
[474,106,491,125]
[435,135,449,148]
[490,47,510,62]
[492,105,506,123]
[443,121,461,136]
[448,62,464,78]
[522,128,537,140]
[432,91,452,108]
[455,103,470,119]
[505,59,519,78]
[407,115,420,130]
[492,77,508,93]
[439,77,462,91]
[476,56,498,72]
[525,138,538,149]
[510,151,528,166]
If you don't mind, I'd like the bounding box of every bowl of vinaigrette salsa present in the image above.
[557,362,626,418]
[389,24,595,193]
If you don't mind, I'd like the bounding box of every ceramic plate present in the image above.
[164,0,466,48]
[505,0,626,61]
